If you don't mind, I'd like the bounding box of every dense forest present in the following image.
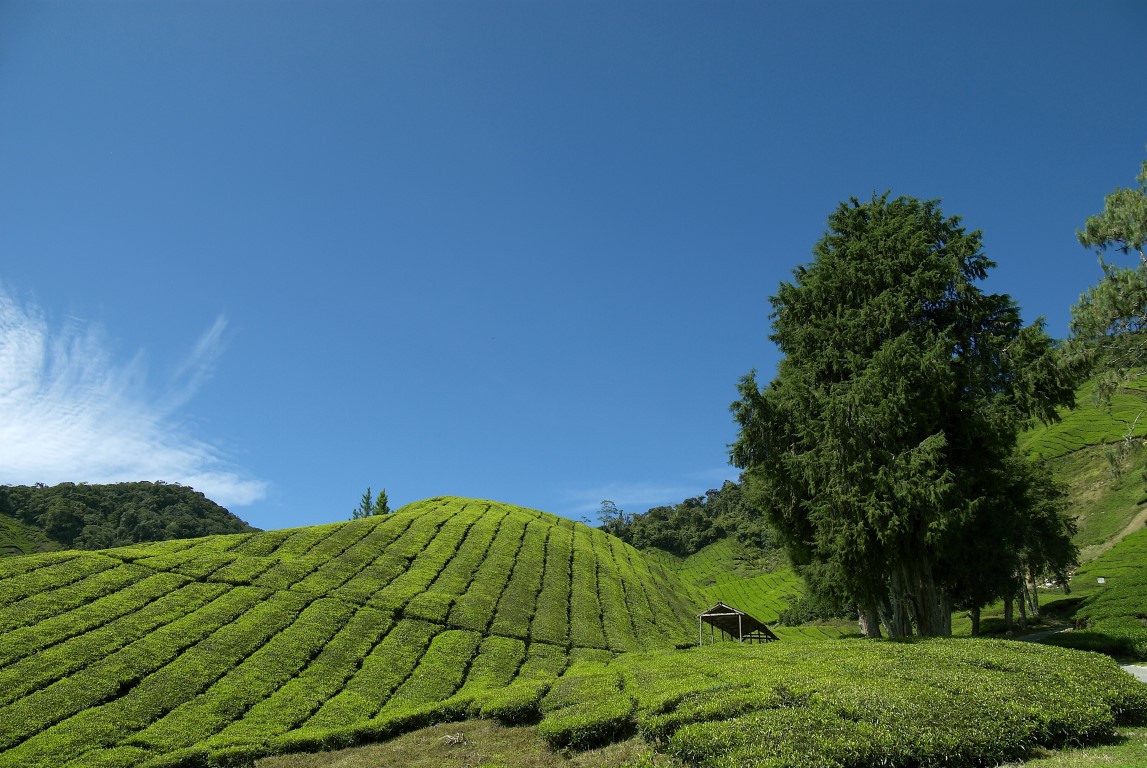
[0,481,257,553]
[598,481,778,561]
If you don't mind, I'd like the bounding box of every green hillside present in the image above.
[0,513,58,556]
[1041,526,1147,660]
[1021,379,1147,557]
[0,497,698,768]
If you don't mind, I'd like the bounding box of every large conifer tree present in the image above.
[731,194,1077,637]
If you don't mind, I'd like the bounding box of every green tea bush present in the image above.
[591,532,640,651]
[0,553,115,604]
[537,662,635,749]
[204,605,393,747]
[377,629,481,714]
[530,524,573,646]
[477,641,567,724]
[0,579,225,707]
[569,530,608,648]
[0,561,150,632]
[124,597,353,753]
[618,640,1144,768]
[0,570,189,668]
[448,511,528,632]
[369,506,483,613]
[489,521,548,639]
[304,618,437,729]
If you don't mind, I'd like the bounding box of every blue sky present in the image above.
[1,1,1145,531]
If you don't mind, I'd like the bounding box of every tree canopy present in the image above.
[1071,153,1147,400]
[0,481,257,553]
[598,481,777,560]
[730,194,1078,637]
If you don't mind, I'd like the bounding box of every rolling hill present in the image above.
[0,497,699,767]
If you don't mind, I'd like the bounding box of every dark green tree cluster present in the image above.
[731,194,1080,638]
[0,481,257,552]
[351,486,390,520]
[597,481,777,559]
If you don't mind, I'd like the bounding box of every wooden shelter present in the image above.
[697,602,779,645]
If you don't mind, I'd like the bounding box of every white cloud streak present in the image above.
[0,287,267,507]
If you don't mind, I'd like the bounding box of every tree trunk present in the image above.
[970,606,981,637]
[1017,588,1028,630]
[857,605,882,638]
[1004,595,1014,632]
[902,559,951,636]
[1026,569,1041,621]
[880,577,914,638]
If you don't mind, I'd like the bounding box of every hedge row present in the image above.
[0,570,189,669]
[0,585,269,764]
[124,596,354,753]
[203,605,394,747]
[303,618,437,729]
[489,520,548,639]
[0,578,223,708]
[448,509,530,632]
[0,561,152,633]
[0,552,115,604]
[537,661,634,749]
[621,639,1147,768]
[405,504,507,623]
[529,522,573,646]
[369,504,484,614]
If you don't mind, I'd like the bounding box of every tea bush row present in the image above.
[0,578,224,707]
[489,520,548,638]
[0,560,152,633]
[303,618,438,729]
[0,552,116,604]
[124,596,354,754]
[405,504,508,623]
[0,585,269,764]
[537,661,635,749]
[530,522,574,646]
[448,510,530,632]
[0,570,189,669]
[369,503,485,614]
[619,639,1147,768]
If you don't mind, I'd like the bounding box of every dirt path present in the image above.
[1121,664,1147,684]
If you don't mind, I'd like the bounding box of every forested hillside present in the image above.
[0,482,257,554]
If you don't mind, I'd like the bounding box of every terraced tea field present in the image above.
[0,498,697,767]
[2,496,1142,768]
[651,538,850,640]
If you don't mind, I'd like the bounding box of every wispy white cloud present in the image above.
[0,286,267,507]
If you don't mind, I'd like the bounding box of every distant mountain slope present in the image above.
[0,481,257,554]
[0,497,699,768]
[1019,378,1147,559]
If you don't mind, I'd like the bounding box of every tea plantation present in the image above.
[0,496,1143,767]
